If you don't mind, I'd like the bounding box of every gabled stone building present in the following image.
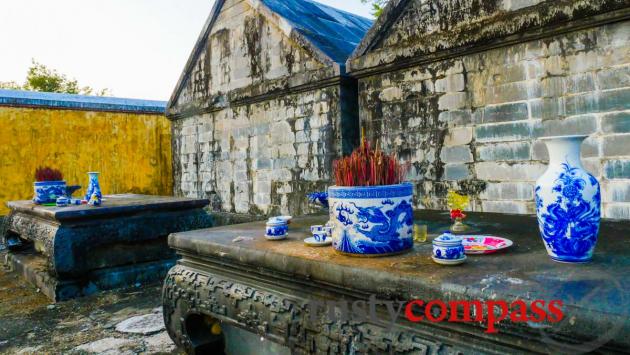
[348,0,630,219]
[168,0,371,215]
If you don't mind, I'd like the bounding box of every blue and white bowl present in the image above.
[55,196,70,207]
[433,232,465,261]
[328,183,414,256]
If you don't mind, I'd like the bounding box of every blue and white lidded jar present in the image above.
[432,232,465,260]
[266,218,288,240]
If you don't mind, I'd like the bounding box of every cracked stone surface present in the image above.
[0,258,182,354]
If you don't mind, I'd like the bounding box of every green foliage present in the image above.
[0,81,22,90]
[24,60,81,94]
[0,59,110,96]
[361,0,388,17]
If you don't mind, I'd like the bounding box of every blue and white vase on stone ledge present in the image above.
[328,183,414,257]
[85,172,102,205]
[535,135,601,263]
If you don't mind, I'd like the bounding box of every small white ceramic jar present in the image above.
[266,218,288,239]
[432,232,465,264]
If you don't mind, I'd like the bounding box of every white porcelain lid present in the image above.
[433,232,463,246]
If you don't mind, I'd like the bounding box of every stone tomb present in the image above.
[163,211,630,354]
[3,194,213,301]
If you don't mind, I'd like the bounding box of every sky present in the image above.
[0,0,373,101]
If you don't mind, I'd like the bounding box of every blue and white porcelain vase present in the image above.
[535,135,601,263]
[328,183,414,256]
[33,181,67,204]
[85,172,102,205]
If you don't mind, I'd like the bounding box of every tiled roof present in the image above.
[0,89,166,114]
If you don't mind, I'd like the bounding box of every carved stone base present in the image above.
[163,261,518,354]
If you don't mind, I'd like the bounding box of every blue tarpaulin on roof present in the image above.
[262,0,373,64]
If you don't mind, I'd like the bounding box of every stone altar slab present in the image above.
[4,194,213,301]
[163,211,630,354]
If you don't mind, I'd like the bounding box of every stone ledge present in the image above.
[5,251,175,302]
[7,194,210,221]
[167,210,630,350]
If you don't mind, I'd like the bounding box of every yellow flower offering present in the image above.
[447,190,470,211]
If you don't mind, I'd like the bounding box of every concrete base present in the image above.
[5,251,175,302]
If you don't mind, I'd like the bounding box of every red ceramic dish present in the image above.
[460,236,513,254]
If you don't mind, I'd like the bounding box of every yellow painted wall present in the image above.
[0,106,172,214]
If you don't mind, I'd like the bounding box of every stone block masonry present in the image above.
[167,0,369,216]
[172,87,341,215]
[170,0,630,220]
[349,0,630,219]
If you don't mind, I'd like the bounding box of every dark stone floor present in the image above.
[0,255,182,354]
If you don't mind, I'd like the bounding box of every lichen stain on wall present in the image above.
[0,107,173,214]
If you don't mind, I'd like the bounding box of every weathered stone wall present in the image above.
[172,86,340,215]
[168,0,362,215]
[169,0,337,118]
[351,1,630,219]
